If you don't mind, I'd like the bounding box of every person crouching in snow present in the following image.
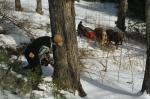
[24,36,53,67]
[23,36,52,90]
[23,34,63,90]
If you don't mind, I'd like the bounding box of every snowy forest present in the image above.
[0,0,149,99]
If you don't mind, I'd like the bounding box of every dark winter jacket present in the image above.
[24,36,51,68]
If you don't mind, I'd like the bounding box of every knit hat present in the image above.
[39,46,51,65]
[39,46,50,57]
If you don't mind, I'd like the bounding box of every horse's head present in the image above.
[95,27,108,47]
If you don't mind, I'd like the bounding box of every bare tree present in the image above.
[116,0,128,31]
[15,0,23,11]
[48,0,86,97]
[36,0,43,15]
[141,0,150,94]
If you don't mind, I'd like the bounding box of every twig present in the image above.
[118,46,123,81]
[80,53,144,59]
[127,47,134,92]
[0,12,35,39]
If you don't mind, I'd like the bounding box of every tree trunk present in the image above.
[116,0,128,31]
[15,0,23,11]
[36,0,43,15]
[141,0,150,94]
[128,0,145,21]
[48,0,86,97]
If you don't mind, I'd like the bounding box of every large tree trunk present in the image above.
[48,0,86,97]
[36,0,43,15]
[116,0,128,31]
[128,0,145,21]
[15,0,23,11]
[141,0,150,94]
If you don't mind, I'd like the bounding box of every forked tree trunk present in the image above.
[116,0,128,31]
[141,0,150,94]
[48,0,86,97]
[15,0,23,11]
[36,0,43,15]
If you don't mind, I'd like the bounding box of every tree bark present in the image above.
[15,0,23,11]
[116,0,128,31]
[141,0,150,94]
[48,0,86,97]
[36,0,43,15]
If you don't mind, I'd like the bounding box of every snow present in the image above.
[0,0,150,99]
[42,64,54,77]
[0,91,28,99]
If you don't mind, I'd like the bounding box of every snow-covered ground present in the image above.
[0,0,149,99]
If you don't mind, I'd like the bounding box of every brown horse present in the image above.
[94,27,108,47]
[106,29,125,48]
